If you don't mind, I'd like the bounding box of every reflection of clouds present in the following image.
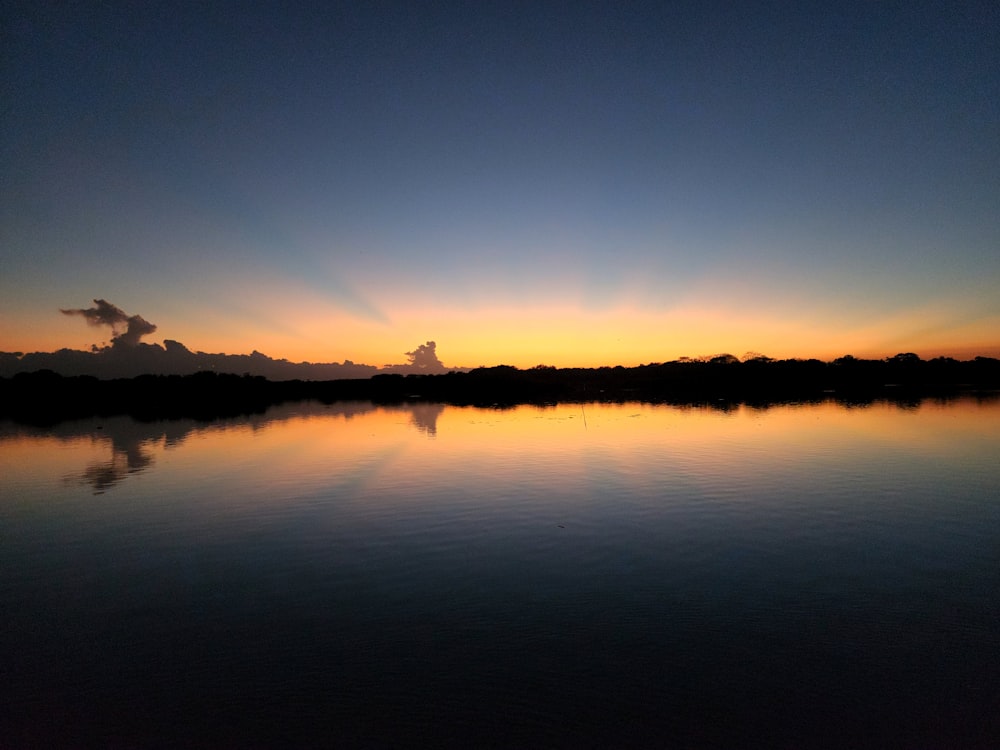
[4,400,454,495]
[79,435,156,494]
[68,419,178,494]
[407,403,445,437]
[2,400,437,494]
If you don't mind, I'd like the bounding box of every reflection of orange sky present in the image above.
[173,408,410,479]
[0,434,110,494]
[4,399,997,516]
[429,399,1000,465]
[181,399,1000,496]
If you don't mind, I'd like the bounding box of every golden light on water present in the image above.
[4,399,998,508]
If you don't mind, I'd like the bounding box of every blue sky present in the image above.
[3,0,998,367]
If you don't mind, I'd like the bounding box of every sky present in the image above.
[2,0,998,369]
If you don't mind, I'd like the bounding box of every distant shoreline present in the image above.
[3,355,999,425]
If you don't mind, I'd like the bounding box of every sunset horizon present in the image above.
[4,1,997,373]
[4,3,998,741]
[2,294,998,379]
[3,293,999,374]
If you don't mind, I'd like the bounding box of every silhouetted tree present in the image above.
[708,354,740,365]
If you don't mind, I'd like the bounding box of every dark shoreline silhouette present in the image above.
[3,354,999,425]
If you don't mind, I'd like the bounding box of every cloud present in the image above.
[60,299,157,347]
[378,340,450,374]
[1,301,459,380]
[405,341,446,372]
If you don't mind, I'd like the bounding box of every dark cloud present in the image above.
[60,298,130,332]
[405,341,446,372]
[117,315,157,346]
[60,299,157,347]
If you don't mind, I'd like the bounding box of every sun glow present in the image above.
[5,278,999,371]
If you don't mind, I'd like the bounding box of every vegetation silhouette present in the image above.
[2,354,998,425]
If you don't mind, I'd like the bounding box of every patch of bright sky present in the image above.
[2,1,998,366]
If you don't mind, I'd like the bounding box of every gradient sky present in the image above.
[3,0,998,368]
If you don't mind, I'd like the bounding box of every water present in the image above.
[2,399,998,747]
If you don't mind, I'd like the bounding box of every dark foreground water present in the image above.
[2,399,999,748]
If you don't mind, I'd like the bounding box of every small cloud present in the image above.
[405,341,446,372]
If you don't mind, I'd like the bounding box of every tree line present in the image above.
[2,354,998,424]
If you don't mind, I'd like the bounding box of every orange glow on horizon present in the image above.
[3,295,999,370]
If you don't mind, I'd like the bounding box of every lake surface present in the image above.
[2,398,998,748]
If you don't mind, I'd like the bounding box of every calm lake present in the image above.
[2,398,998,748]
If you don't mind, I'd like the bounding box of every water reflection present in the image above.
[408,403,445,436]
[1,401,451,494]
[2,395,996,498]
[76,428,155,494]
[2,396,999,747]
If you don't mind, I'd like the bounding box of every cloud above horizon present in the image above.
[0,299,452,380]
[2,2,998,366]
[60,299,158,348]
